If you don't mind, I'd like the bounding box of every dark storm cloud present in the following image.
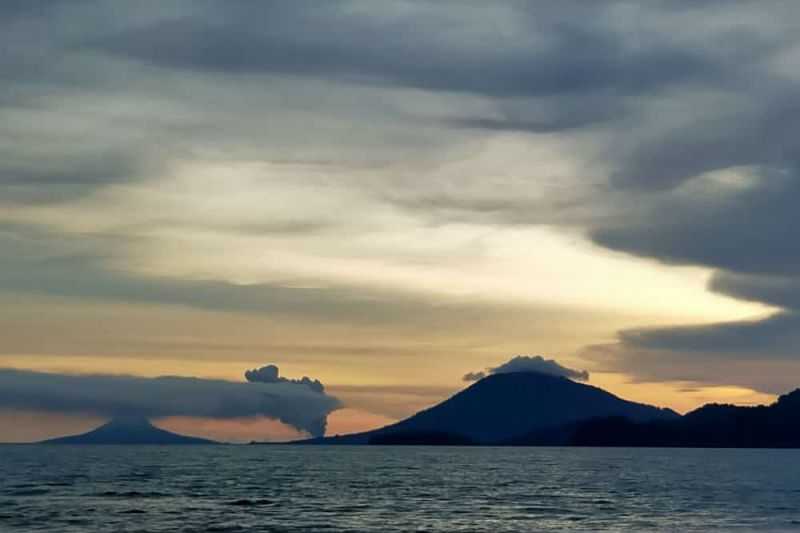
[0,368,340,437]
[605,85,800,190]
[593,168,800,276]
[619,313,800,357]
[1,0,786,209]
[463,355,589,382]
[710,272,800,310]
[96,1,717,99]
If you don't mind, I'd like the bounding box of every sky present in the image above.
[1,0,798,442]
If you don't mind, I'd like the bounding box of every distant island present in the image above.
[39,372,800,448]
[293,372,800,448]
[296,371,678,445]
[41,416,218,445]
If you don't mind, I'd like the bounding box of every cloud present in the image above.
[463,355,589,382]
[96,1,717,99]
[2,0,800,397]
[584,121,800,391]
[585,311,800,395]
[0,368,341,437]
[584,340,800,397]
[618,313,800,357]
[245,364,324,393]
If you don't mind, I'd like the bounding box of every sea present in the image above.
[1,445,799,532]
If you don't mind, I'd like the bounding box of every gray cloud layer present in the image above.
[3,0,800,394]
[98,1,717,99]
[0,367,340,437]
[464,355,589,382]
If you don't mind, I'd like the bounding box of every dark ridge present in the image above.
[510,388,800,448]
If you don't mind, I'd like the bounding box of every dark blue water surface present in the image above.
[1,445,799,532]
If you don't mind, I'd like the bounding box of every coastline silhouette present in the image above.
[42,371,800,448]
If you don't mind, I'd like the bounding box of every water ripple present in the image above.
[0,445,799,531]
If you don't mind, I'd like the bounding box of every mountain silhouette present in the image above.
[548,388,800,448]
[304,371,678,444]
[41,416,217,445]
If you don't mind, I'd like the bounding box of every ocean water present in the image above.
[1,445,799,532]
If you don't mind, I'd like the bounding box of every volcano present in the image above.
[41,416,218,445]
[304,371,678,445]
